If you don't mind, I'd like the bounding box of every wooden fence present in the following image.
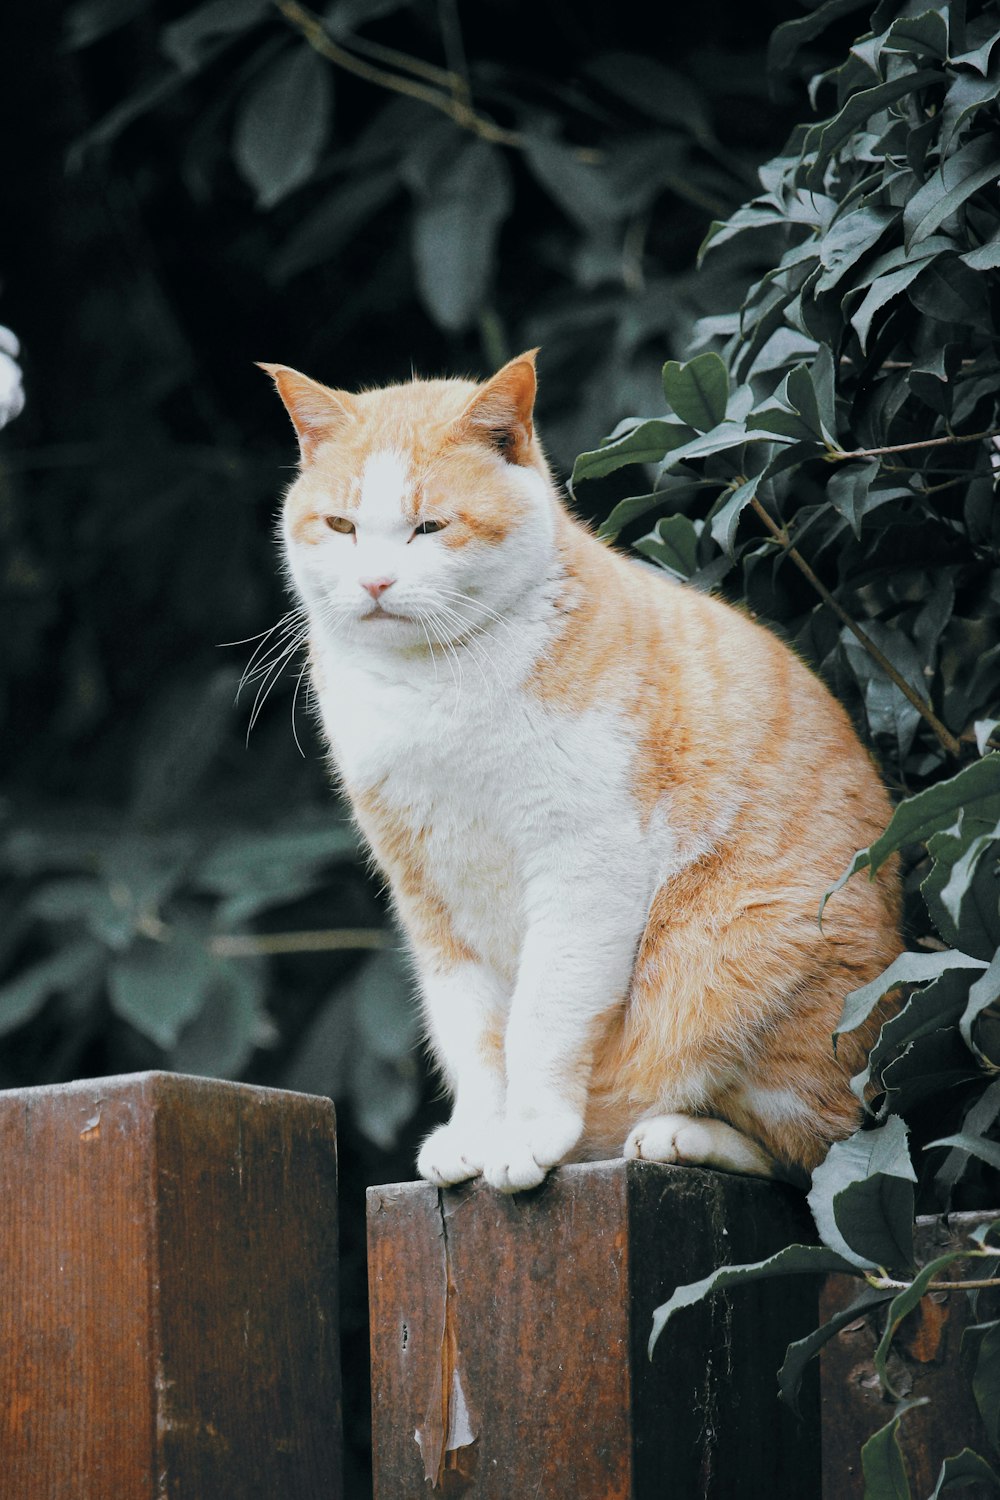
[0,1073,990,1498]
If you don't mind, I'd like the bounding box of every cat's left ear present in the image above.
[456,349,539,464]
[257,362,356,464]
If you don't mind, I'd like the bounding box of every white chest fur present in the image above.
[311,626,672,982]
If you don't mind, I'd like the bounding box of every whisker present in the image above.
[290,658,310,758]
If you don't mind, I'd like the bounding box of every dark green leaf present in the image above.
[324,0,411,38]
[347,946,419,1146]
[805,68,943,181]
[832,949,987,1039]
[586,52,713,139]
[412,138,512,331]
[659,420,749,473]
[64,0,146,51]
[162,0,270,73]
[524,135,620,228]
[961,951,1000,1060]
[835,756,1000,882]
[808,1117,916,1274]
[841,622,930,762]
[909,255,991,328]
[779,1286,893,1413]
[940,69,1000,153]
[815,206,897,294]
[928,1132,1000,1172]
[649,1242,860,1357]
[233,45,332,209]
[826,463,902,538]
[662,353,729,431]
[936,1079,1000,1196]
[634,514,700,579]
[923,824,1000,961]
[0,940,105,1037]
[768,0,872,76]
[950,21,999,74]
[172,957,269,1077]
[874,1249,977,1394]
[598,493,663,541]
[904,134,1000,249]
[928,1449,1000,1498]
[108,926,215,1049]
[973,1322,1000,1453]
[709,477,759,556]
[272,169,399,282]
[882,9,949,61]
[963,237,1000,270]
[856,970,974,1102]
[861,1404,921,1500]
[573,420,692,485]
[850,260,932,352]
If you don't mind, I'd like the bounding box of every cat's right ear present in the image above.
[256,363,356,464]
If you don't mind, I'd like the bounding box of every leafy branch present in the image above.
[747,492,963,759]
[212,928,387,956]
[828,428,1000,462]
[271,0,529,149]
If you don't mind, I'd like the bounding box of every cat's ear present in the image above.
[257,363,356,464]
[456,349,539,464]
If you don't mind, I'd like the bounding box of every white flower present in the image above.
[0,326,25,428]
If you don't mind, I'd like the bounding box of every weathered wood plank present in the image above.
[821,1212,1000,1500]
[368,1158,819,1499]
[0,1071,342,1499]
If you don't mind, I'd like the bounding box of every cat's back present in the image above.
[539,516,893,861]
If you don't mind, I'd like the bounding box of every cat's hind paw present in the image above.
[624,1113,776,1179]
[481,1109,584,1194]
[417,1123,486,1188]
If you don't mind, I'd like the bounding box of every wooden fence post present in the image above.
[0,1070,342,1500]
[821,1211,1000,1499]
[368,1158,819,1499]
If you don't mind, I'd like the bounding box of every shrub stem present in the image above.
[747,495,962,758]
[829,427,1000,461]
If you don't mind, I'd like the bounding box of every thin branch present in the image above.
[867,1274,1000,1292]
[211,928,387,956]
[748,494,962,758]
[436,0,473,113]
[271,0,610,168]
[828,427,1000,462]
[271,0,524,147]
[344,31,459,91]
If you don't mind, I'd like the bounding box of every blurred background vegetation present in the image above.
[0,0,903,1490]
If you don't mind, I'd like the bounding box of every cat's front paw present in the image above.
[417,1122,488,1188]
[481,1109,584,1194]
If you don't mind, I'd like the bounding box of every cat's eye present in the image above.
[414,519,448,536]
[326,516,355,535]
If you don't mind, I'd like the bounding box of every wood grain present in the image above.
[368,1158,819,1499]
[0,1071,342,1499]
[821,1212,1000,1500]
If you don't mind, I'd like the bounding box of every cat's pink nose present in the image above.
[360,576,396,600]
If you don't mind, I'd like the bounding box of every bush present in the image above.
[572,0,1000,1486]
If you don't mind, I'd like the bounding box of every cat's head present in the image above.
[261,352,557,649]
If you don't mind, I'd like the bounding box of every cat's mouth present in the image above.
[359,604,413,624]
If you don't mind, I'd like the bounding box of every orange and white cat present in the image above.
[262,351,901,1191]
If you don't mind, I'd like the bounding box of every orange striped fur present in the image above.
[265,352,901,1190]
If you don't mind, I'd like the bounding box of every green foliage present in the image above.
[63,0,779,464]
[3,0,797,1173]
[0,6,827,1493]
[630,0,1000,1484]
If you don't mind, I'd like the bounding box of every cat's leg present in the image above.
[624,1114,778,1178]
[482,851,648,1192]
[414,959,509,1188]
